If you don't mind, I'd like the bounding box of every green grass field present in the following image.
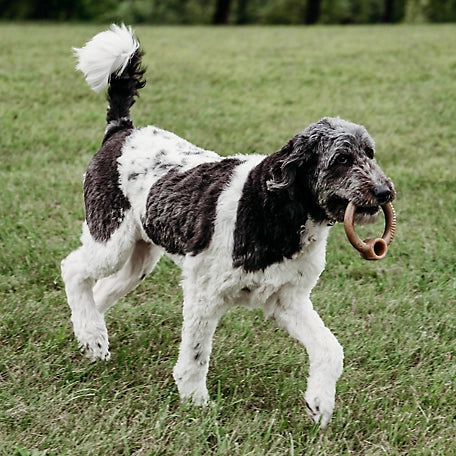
[1,23,455,455]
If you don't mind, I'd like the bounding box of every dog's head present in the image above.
[267,117,396,224]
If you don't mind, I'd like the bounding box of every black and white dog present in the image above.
[62,25,395,428]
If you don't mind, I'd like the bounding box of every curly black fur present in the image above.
[232,139,326,272]
[84,130,133,242]
[143,158,241,255]
[104,48,146,141]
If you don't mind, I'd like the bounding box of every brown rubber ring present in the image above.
[344,202,396,260]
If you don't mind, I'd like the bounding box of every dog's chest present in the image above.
[215,221,330,309]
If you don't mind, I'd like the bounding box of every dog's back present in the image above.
[74,25,228,245]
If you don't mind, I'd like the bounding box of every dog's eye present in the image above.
[335,154,351,165]
[365,147,375,159]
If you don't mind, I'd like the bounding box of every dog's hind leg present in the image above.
[271,286,344,428]
[93,241,163,314]
[61,217,138,360]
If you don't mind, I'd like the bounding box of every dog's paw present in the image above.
[173,371,209,406]
[191,390,209,406]
[79,334,111,361]
[177,386,209,407]
[304,392,335,429]
[72,316,110,361]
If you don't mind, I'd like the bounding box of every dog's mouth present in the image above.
[355,205,380,216]
[327,198,380,224]
[352,205,381,225]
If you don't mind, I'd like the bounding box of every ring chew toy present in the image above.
[344,202,396,260]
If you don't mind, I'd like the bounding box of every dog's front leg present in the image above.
[173,289,223,406]
[272,286,344,428]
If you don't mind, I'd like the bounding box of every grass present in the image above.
[1,22,455,455]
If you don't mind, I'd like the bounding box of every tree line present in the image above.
[1,0,455,24]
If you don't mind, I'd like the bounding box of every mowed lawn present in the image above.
[1,23,455,455]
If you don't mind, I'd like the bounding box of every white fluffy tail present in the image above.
[74,24,140,93]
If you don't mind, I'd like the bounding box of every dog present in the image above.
[61,24,395,428]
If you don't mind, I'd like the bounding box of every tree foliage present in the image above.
[0,0,454,23]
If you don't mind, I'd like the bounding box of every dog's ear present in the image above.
[266,132,319,194]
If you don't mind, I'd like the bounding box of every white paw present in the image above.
[304,391,335,429]
[173,369,209,406]
[177,383,209,406]
[72,316,110,361]
[191,389,209,406]
[78,333,111,361]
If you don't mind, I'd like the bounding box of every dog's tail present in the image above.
[73,24,146,135]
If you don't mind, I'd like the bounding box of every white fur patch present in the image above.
[117,126,221,232]
[74,24,140,92]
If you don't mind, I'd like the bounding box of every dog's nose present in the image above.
[374,184,392,204]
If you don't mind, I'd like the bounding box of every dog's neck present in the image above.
[232,155,330,272]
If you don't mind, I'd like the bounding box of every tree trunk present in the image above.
[305,0,321,24]
[213,0,232,24]
[381,0,394,22]
[236,0,249,24]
